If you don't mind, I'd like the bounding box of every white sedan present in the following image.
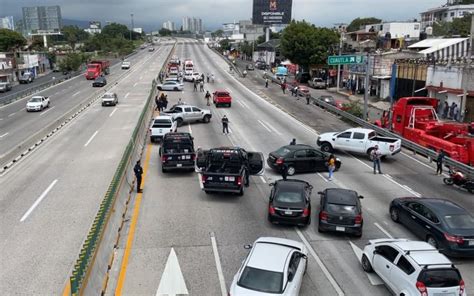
[229,237,308,295]
[26,95,50,112]
[184,72,201,82]
[157,81,184,91]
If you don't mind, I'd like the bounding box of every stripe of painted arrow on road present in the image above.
[115,142,153,295]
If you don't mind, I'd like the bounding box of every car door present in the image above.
[372,245,399,291]
[417,206,441,241]
[246,151,264,175]
[351,132,367,153]
[391,255,416,295]
[307,149,326,171]
[333,131,352,150]
[293,149,309,172]
[183,107,193,121]
[191,107,202,121]
[403,202,429,238]
[285,252,303,295]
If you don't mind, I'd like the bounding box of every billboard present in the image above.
[252,0,293,25]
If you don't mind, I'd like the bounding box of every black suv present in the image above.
[268,179,312,226]
[159,133,195,172]
[318,188,364,237]
[390,197,474,257]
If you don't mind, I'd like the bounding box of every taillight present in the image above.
[269,205,275,215]
[276,157,284,165]
[202,175,207,183]
[459,279,465,296]
[416,281,428,296]
[355,214,363,225]
[319,211,328,221]
[237,176,242,186]
[302,208,310,217]
[444,233,464,244]
[161,155,167,162]
[191,154,196,161]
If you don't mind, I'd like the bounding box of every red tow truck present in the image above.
[85,60,110,80]
[375,97,474,165]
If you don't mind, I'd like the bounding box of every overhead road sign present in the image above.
[328,55,365,65]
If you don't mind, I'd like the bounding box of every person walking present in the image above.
[265,78,269,88]
[205,91,211,106]
[306,93,311,105]
[370,145,382,174]
[436,149,446,175]
[193,80,198,92]
[289,138,296,145]
[200,80,204,92]
[134,160,143,193]
[453,103,459,121]
[281,82,286,94]
[222,115,229,134]
[280,162,289,180]
[442,101,449,119]
[207,73,210,83]
[155,95,160,111]
[327,154,336,181]
[449,102,456,119]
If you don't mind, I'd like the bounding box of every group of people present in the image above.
[155,93,169,111]
[193,79,205,92]
[206,73,215,83]
[440,101,462,121]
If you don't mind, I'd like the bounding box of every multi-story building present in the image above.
[22,6,62,35]
[239,20,264,42]
[182,17,202,33]
[420,0,474,29]
[162,21,175,31]
[0,16,15,30]
[84,21,101,34]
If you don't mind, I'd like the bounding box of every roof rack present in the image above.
[405,249,439,255]
[422,263,455,269]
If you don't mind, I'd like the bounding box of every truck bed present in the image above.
[370,136,399,143]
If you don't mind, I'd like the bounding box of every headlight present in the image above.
[336,158,341,161]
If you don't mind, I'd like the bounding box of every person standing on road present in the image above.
[289,138,296,145]
[155,95,160,111]
[306,93,311,105]
[265,78,269,88]
[222,115,229,134]
[280,162,289,181]
[281,82,286,94]
[134,160,143,193]
[205,91,211,106]
[163,95,168,110]
[327,154,336,181]
[193,80,198,92]
[207,73,210,83]
[436,150,446,175]
[442,101,449,119]
[200,80,204,92]
[370,145,382,174]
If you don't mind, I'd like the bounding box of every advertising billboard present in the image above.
[252,0,293,25]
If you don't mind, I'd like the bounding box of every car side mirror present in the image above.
[359,195,364,199]
[269,182,275,187]
[244,244,252,250]
[317,191,323,195]
[287,272,294,282]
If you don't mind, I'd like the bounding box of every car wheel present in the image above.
[161,167,167,173]
[157,87,162,90]
[287,166,296,176]
[390,207,400,223]
[40,106,43,111]
[228,103,231,107]
[426,236,438,248]
[367,148,374,159]
[202,115,211,123]
[354,230,363,238]
[47,102,50,108]
[176,118,183,127]
[174,87,178,91]
[320,143,333,153]
[318,225,324,233]
[237,186,244,196]
[361,255,373,272]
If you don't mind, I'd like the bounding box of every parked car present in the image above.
[157,81,184,91]
[229,237,308,295]
[255,61,267,70]
[296,85,310,97]
[149,115,177,142]
[317,128,402,158]
[19,72,34,84]
[316,95,349,111]
[148,47,155,52]
[184,71,201,82]
[296,72,311,83]
[308,78,327,89]
[317,188,364,237]
[362,239,467,296]
[0,82,12,92]
[246,64,255,71]
[213,90,232,107]
[267,144,341,176]
[268,179,312,226]
[390,197,474,257]
[26,95,50,112]
[92,76,107,87]
[161,104,211,126]
[101,92,118,106]
[121,61,131,70]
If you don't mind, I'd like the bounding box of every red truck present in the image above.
[85,60,110,80]
[375,97,474,165]
[213,90,232,107]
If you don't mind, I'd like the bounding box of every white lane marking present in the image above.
[133,82,138,87]
[139,75,143,80]
[20,179,58,222]
[239,100,250,109]
[72,91,81,97]
[8,112,16,117]
[237,100,248,109]
[188,124,192,134]
[374,222,394,239]
[0,132,8,138]
[210,233,227,296]
[264,120,283,135]
[84,130,99,147]
[383,174,421,197]
[125,92,130,99]
[156,248,189,296]
[259,176,267,183]
[349,242,384,286]
[39,106,55,116]
[197,174,204,189]
[317,172,329,183]
[0,118,3,120]
[109,108,117,117]
[401,151,434,170]
[295,228,345,296]
[257,119,272,133]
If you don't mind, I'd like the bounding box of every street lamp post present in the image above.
[130,14,134,40]
[335,24,346,93]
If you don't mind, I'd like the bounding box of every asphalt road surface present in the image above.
[109,40,474,296]
[0,41,174,294]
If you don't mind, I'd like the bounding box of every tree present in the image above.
[102,23,130,39]
[219,39,231,51]
[0,29,26,51]
[433,13,472,36]
[58,52,89,72]
[280,20,339,70]
[211,29,224,38]
[62,25,90,50]
[159,28,172,36]
[256,31,280,44]
[346,17,382,32]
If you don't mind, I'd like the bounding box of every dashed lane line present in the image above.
[84,130,99,147]
[20,179,58,222]
[257,119,272,133]
[39,106,55,116]
[374,222,394,239]
[210,232,227,296]
[109,108,117,117]
[0,132,8,138]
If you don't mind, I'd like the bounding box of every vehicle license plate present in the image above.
[469,240,474,246]
[225,176,235,182]
[285,211,292,215]
[176,164,182,167]
[336,226,345,232]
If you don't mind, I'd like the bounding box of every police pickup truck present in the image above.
[196,147,264,196]
[159,133,195,172]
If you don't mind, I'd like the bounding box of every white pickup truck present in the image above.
[162,104,212,127]
[149,115,177,142]
[317,128,402,158]
[26,95,50,112]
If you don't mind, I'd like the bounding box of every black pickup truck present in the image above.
[159,133,195,172]
[196,147,264,195]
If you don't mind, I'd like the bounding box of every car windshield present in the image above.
[274,147,291,157]
[418,269,461,288]
[30,97,42,102]
[217,93,229,97]
[327,203,357,214]
[103,94,115,98]
[443,214,474,229]
[275,190,303,203]
[238,266,283,293]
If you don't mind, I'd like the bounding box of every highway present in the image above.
[0,40,173,294]
[0,71,69,101]
[111,40,474,296]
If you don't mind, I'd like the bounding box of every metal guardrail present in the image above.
[264,73,474,178]
[67,42,177,295]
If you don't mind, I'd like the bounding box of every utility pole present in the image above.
[130,13,134,40]
[335,24,346,93]
[364,52,370,121]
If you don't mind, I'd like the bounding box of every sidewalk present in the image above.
[326,87,391,111]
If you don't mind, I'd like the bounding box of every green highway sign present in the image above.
[327,55,365,65]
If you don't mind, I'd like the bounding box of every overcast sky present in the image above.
[2,0,445,31]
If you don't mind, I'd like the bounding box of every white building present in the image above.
[182,17,202,33]
[365,22,421,40]
[84,21,101,34]
[0,16,15,30]
[133,28,143,34]
[162,21,175,31]
[223,23,239,37]
[420,0,474,29]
